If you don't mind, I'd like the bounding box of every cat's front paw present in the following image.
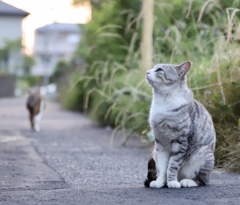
[167,181,181,188]
[149,180,165,188]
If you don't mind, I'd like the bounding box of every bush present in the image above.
[63,0,240,172]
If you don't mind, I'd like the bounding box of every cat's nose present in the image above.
[146,71,150,75]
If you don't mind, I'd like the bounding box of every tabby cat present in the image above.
[145,61,216,188]
[26,91,45,132]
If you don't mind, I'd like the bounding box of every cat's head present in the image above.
[146,61,191,93]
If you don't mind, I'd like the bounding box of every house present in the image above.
[31,22,81,77]
[0,1,29,74]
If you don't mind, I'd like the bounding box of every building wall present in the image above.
[32,28,80,76]
[0,75,16,97]
[0,16,22,48]
[0,15,24,74]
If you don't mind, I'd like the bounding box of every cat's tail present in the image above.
[144,158,157,187]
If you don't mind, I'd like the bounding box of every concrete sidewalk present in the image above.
[0,98,239,205]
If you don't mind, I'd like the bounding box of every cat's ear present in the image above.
[176,61,192,77]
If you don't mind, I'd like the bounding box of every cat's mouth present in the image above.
[146,76,154,85]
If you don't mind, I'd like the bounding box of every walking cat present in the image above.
[145,61,216,188]
[26,91,45,132]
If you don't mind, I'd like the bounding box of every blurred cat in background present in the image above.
[26,90,46,132]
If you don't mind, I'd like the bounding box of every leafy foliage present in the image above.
[0,39,21,71]
[74,0,141,64]
[22,55,35,75]
[62,0,240,172]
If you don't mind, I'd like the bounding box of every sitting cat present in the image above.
[145,61,216,188]
[26,90,46,132]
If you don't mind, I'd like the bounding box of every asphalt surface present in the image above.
[0,98,240,205]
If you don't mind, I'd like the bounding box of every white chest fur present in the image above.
[149,92,189,123]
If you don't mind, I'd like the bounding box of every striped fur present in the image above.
[145,61,216,188]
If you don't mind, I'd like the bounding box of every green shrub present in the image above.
[63,0,240,172]
[60,84,84,111]
[215,124,240,172]
[19,75,42,87]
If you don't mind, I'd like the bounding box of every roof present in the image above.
[0,1,29,17]
[37,23,81,33]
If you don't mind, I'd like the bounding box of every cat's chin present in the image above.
[145,73,154,83]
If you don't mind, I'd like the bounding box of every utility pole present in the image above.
[141,0,154,71]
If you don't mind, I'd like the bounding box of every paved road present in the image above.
[0,98,240,205]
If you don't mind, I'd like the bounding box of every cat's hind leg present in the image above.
[33,100,45,132]
[179,146,214,187]
[195,155,214,186]
[33,115,41,132]
[29,112,34,131]
[180,179,198,187]
[33,110,43,132]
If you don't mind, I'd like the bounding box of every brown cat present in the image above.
[26,91,46,132]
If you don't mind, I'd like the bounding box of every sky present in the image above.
[2,0,91,54]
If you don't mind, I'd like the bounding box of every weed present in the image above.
[63,0,240,172]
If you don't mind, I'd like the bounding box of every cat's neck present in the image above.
[151,87,192,114]
[153,84,191,98]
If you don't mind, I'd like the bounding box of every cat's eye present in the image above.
[155,68,163,72]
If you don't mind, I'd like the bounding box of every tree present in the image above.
[74,0,142,67]
[22,55,35,75]
[0,39,21,73]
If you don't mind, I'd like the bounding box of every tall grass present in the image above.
[65,0,240,172]
[73,60,151,145]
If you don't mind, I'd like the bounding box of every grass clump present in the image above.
[60,0,240,172]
